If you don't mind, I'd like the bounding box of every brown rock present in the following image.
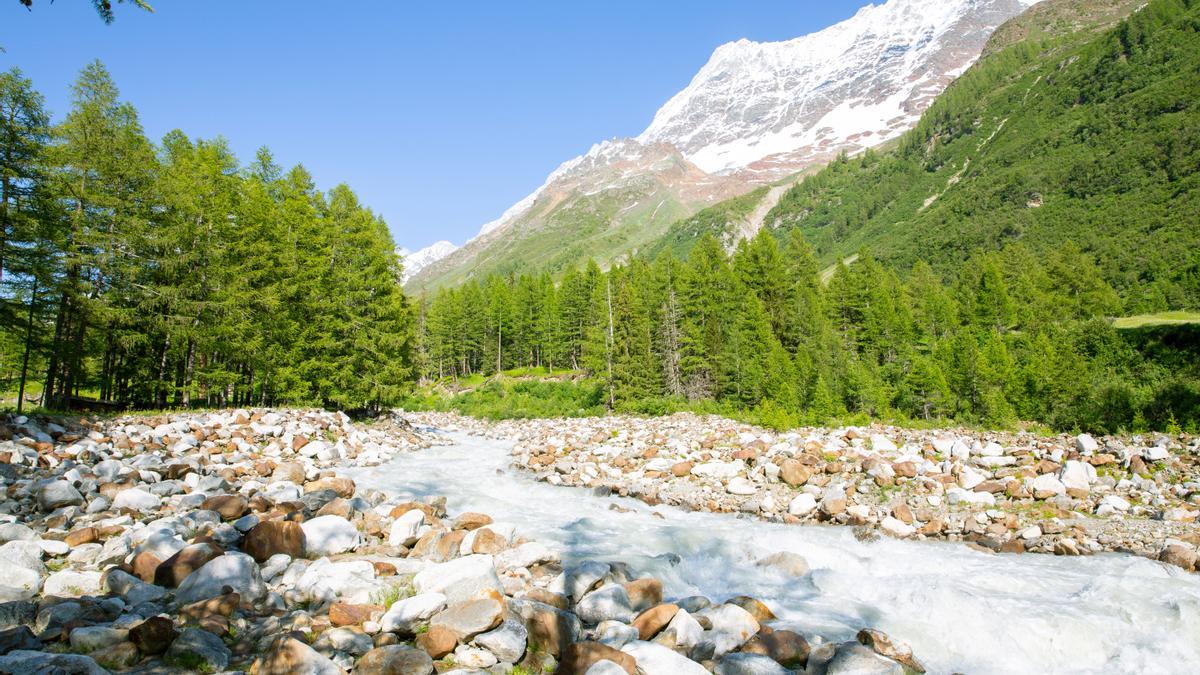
[1159,544,1198,572]
[623,578,663,613]
[389,502,439,523]
[64,527,100,547]
[999,539,1026,554]
[452,512,493,531]
[90,641,140,670]
[357,644,436,674]
[892,504,913,525]
[524,605,575,657]
[670,462,694,477]
[154,543,223,588]
[131,551,162,583]
[415,625,457,659]
[243,520,306,563]
[779,459,812,487]
[631,603,678,640]
[252,636,338,675]
[305,476,356,499]
[525,588,570,611]
[732,448,758,462]
[434,530,466,562]
[129,616,178,655]
[857,628,925,673]
[560,641,636,675]
[201,494,249,521]
[180,592,240,622]
[727,596,775,622]
[471,528,507,554]
[292,436,310,452]
[271,462,307,484]
[742,629,810,667]
[331,603,383,627]
[892,462,917,479]
[374,561,398,577]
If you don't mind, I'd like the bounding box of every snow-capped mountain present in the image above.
[641,0,1041,179]
[398,240,458,282]
[409,0,1041,288]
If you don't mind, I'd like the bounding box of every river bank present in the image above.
[0,408,934,675]
[406,412,1200,569]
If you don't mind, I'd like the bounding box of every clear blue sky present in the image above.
[2,1,869,251]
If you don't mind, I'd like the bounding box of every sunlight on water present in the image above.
[344,431,1200,675]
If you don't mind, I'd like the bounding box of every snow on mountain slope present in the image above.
[640,0,1042,179]
[399,240,458,282]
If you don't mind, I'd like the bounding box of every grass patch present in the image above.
[1112,311,1200,330]
[369,576,415,609]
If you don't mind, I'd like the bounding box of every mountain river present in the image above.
[344,429,1200,674]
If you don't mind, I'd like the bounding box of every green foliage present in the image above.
[0,61,415,413]
[758,0,1200,312]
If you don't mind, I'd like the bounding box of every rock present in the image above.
[37,481,84,511]
[562,641,637,675]
[301,514,361,557]
[622,578,662,612]
[470,528,507,554]
[412,555,501,604]
[554,560,611,602]
[453,643,497,669]
[103,569,166,606]
[726,596,774,622]
[474,619,527,663]
[416,625,457,658]
[389,509,425,547]
[655,608,702,650]
[693,603,759,659]
[820,486,847,516]
[578,584,636,624]
[42,569,103,597]
[741,629,808,667]
[778,459,811,487]
[1059,460,1095,492]
[90,641,140,670]
[244,519,306,562]
[715,652,789,675]
[129,616,178,655]
[155,542,223,588]
[632,603,678,640]
[0,525,35,545]
[880,517,915,538]
[175,552,267,605]
[857,629,924,672]
[70,625,128,653]
[201,494,249,520]
[1159,543,1198,572]
[429,597,503,641]
[331,602,383,627]
[586,660,631,675]
[1075,433,1099,454]
[272,462,307,484]
[380,592,446,633]
[166,627,230,673]
[354,645,434,675]
[518,601,582,657]
[313,626,374,656]
[755,551,809,576]
[1031,474,1066,499]
[0,651,106,675]
[252,635,342,675]
[725,477,758,496]
[826,642,903,675]
[306,476,356,498]
[495,541,558,570]
[787,494,817,517]
[595,620,640,649]
[0,626,39,655]
[0,549,43,601]
[453,512,493,531]
[621,640,708,675]
[112,488,162,512]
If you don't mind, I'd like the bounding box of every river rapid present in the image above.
[344,430,1200,674]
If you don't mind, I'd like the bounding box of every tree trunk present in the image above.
[17,280,38,413]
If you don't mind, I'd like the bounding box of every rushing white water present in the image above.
[345,431,1200,674]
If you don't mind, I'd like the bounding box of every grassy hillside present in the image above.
[758,0,1199,311]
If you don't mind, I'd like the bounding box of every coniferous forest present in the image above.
[0,61,412,412]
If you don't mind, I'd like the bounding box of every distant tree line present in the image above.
[416,230,1199,433]
[0,61,412,412]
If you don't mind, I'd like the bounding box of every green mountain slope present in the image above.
[758,0,1199,311]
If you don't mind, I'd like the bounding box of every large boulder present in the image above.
[474,619,527,663]
[36,481,84,511]
[577,585,636,624]
[429,598,504,641]
[112,488,162,513]
[243,520,306,562]
[174,552,266,605]
[825,642,903,675]
[412,554,501,604]
[353,645,434,675]
[301,515,361,557]
[154,543,223,588]
[714,653,790,675]
[380,593,446,634]
[0,651,106,674]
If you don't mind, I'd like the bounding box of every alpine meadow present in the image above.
[2,1,1200,674]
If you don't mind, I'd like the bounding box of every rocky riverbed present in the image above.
[411,412,1200,571]
[0,409,925,674]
